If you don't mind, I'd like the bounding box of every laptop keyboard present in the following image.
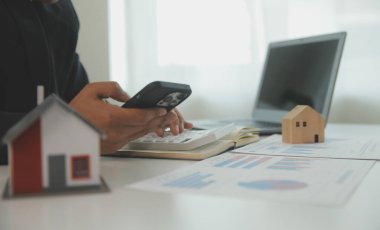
[192,119,282,135]
[252,121,280,128]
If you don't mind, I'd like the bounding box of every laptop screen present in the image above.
[253,32,346,123]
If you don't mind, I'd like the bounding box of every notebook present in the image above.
[194,32,347,135]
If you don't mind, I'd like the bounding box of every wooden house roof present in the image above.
[283,105,323,120]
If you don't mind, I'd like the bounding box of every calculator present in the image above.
[126,124,235,151]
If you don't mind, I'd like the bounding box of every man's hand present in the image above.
[154,108,193,137]
[69,82,192,154]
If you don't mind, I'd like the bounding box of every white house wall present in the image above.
[41,104,100,188]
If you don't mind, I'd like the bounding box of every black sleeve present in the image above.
[0,0,89,165]
[0,112,24,165]
[63,53,89,102]
[0,54,89,165]
[0,145,7,165]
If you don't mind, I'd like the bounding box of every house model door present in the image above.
[48,155,66,189]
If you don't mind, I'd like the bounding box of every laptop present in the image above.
[194,32,347,134]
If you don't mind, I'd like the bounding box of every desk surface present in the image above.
[1,123,380,230]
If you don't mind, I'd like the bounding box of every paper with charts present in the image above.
[128,153,374,205]
[232,134,380,160]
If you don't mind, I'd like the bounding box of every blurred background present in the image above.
[73,0,380,124]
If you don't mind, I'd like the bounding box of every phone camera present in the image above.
[176,93,187,101]
[163,95,173,102]
[169,100,179,106]
[157,92,186,107]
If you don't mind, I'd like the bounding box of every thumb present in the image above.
[86,81,130,102]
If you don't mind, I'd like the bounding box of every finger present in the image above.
[173,108,185,133]
[164,111,180,135]
[169,123,179,135]
[184,121,194,129]
[157,111,177,132]
[108,105,167,126]
[85,81,130,102]
[155,127,165,137]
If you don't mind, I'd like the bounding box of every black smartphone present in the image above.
[122,81,192,111]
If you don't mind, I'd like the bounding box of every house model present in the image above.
[282,105,325,144]
[2,94,106,197]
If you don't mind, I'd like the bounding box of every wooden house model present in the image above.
[2,94,105,196]
[282,105,325,144]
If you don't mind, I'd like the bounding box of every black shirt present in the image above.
[0,0,88,165]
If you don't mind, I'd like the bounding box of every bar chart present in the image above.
[163,172,215,189]
[267,158,312,171]
[238,180,308,190]
[212,155,271,169]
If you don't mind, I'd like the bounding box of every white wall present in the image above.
[72,0,110,83]
[73,0,380,124]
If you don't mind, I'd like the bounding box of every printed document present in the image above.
[233,134,380,160]
[128,153,374,205]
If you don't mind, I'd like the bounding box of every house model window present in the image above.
[72,156,90,179]
[303,121,307,127]
[296,122,300,127]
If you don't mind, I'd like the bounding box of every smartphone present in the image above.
[121,81,192,111]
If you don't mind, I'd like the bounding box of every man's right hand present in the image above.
[69,82,169,154]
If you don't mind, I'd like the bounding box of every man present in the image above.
[0,0,192,165]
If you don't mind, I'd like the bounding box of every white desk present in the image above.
[1,123,380,230]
